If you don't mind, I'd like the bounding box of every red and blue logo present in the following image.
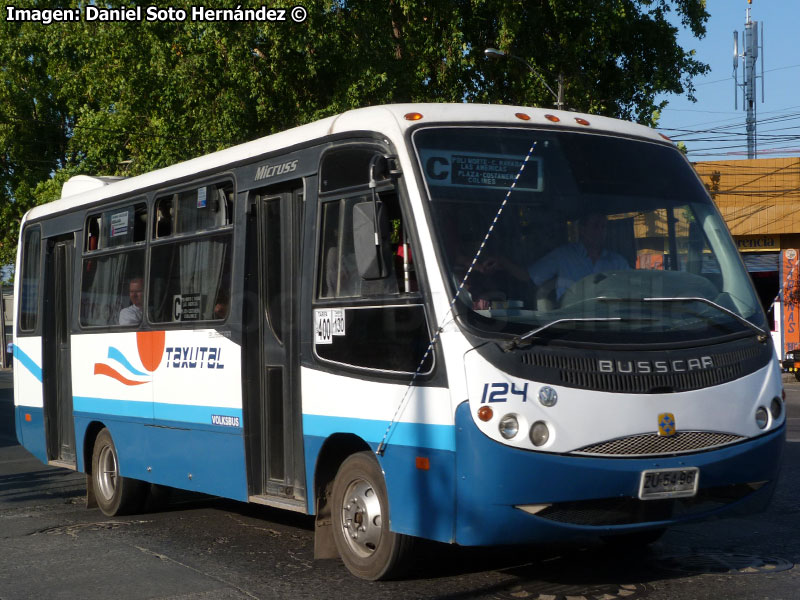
[94,331,165,386]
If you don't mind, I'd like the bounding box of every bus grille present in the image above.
[573,431,746,457]
[519,343,762,393]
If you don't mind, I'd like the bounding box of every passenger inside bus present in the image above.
[213,290,230,320]
[118,276,144,325]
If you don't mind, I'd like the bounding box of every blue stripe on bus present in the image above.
[74,396,152,419]
[12,344,42,382]
[302,414,456,451]
[107,346,149,377]
[73,396,243,428]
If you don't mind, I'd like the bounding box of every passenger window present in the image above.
[148,181,234,324]
[149,236,232,323]
[81,202,148,327]
[84,202,147,251]
[154,182,233,238]
[80,251,145,327]
[19,227,41,332]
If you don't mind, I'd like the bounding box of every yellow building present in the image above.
[694,157,800,357]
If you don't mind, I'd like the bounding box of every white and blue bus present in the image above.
[13,104,785,579]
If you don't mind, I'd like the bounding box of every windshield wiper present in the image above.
[503,317,622,351]
[597,296,770,342]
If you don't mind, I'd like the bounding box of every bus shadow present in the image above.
[147,490,316,532]
[0,468,86,503]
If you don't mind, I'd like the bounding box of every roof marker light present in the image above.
[404,112,424,121]
[575,117,590,126]
[660,133,673,142]
[544,114,560,123]
[515,112,531,121]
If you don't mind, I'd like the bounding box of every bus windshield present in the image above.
[413,126,766,345]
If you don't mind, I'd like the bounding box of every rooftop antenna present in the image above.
[733,0,765,159]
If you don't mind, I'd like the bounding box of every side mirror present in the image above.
[352,200,391,279]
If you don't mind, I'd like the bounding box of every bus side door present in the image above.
[243,185,306,508]
[42,233,77,466]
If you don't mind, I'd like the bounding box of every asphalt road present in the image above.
[1,370,799,600]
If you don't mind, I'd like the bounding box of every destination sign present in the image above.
[419,150,542,192]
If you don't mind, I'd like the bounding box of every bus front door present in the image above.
[42,234,77,467]
[244,186,305,510]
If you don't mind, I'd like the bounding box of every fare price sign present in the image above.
[419,150,543,192]
[314,309,346,344]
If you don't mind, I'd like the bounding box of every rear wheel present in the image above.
[91,428,147,516]
[331,451,414,580]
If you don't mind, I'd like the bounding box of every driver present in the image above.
[528,212,629,301]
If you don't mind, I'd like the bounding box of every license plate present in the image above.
[638,467,699,500]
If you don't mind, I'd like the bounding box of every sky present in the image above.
[656,0,800,162]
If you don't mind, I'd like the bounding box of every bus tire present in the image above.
[91,428,146,516]
[331,451,414,580]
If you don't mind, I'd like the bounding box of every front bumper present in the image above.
[454,401,784,546]
[782,359,800,373]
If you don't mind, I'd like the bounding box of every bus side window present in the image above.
[80,252,145,327]
[19,226,42,333]
[314,189,431,374]
[149,182,234,323]
[319,199,359,299]
[80,202,147,327]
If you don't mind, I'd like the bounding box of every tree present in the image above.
[0,0,709,270]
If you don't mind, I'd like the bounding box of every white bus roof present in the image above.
[24,103,666,223]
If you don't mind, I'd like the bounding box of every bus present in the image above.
[13,104,785,580]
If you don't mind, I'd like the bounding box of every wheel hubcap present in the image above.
[97,444,118,501]
[340,478,382,557]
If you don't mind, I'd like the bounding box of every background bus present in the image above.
[13,104,785,580]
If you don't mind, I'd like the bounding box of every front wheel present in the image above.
[331,451,414,580]
[91,428,147,516]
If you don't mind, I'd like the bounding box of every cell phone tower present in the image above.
[733,0,765,159]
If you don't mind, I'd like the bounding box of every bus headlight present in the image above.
[499,414,519,439]
[530,421,550,446]
[770,397,783,420]
[755,407,769,429]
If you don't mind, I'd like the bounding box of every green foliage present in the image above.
[0,0,709,269]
